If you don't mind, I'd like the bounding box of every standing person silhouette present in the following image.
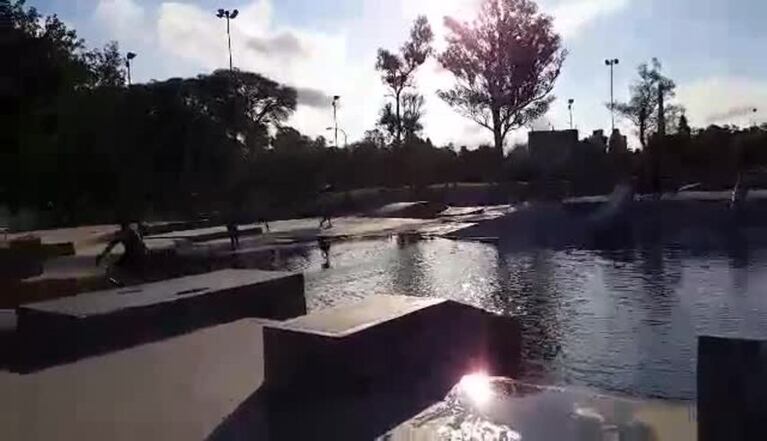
[318,183,335,229]
[318,236,331,268]
[226,220,239,250]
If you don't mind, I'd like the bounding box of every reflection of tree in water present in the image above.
[391,234,429,298]
[495,249,563,364]
[726,226,751,294]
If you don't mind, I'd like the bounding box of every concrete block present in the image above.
[16,269,304,369]
[698,335,767,441]
[263,295,521,396]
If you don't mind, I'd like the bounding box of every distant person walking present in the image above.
[226,220,240,250]
[318,183,335,229]
[318,236,331,268]
[96,223,147,269]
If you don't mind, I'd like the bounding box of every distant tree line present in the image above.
[4,0,767,228]
[1,0,564,225]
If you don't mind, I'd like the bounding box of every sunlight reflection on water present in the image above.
[265,235,767,399]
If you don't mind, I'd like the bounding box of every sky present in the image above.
[29,0,767,149]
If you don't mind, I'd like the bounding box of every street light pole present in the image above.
[326,127,348,147]
[332,95,340,148]
[605,58,619,132]
[126,52,136,86]
[216,9,239,70]
[568,99,574,130]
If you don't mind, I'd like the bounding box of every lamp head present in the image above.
[230,9,239,18]
[216,9,225,18]
[126,52,137,60]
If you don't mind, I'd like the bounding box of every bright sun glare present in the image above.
[459,372,493,406]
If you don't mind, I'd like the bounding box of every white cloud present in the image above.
[88,0,630,148]
[677,77,767,128]
[151,1,385,139]
[94,0,148,43]
[549,0,629,38]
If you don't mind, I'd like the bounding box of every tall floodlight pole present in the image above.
[605,58,619,132]
[568,99,574,129]
[332,95,340,148]
[216,8,239,70]
[126,52,137,86]
[326,127,348,147]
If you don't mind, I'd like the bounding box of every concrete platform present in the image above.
[263,295,521,395]
[2,319,267,441]
[147,224,262,242]
[16,269,305,369]
[5,296,524,440]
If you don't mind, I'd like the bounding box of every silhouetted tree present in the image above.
[614,58,685,148]
[678,113,691,137]
[438,0,566,157]
[1,0,92,212]
[402,93,425,140]
[85,41,126,88]
[377,92,425,143]
[375,16,433,145]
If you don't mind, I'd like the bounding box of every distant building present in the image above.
[608,129,628,154]
[586,130,607,152]
[528,129,579,174]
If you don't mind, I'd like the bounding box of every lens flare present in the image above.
[459,372,493,406]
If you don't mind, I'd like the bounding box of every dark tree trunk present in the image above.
[395,89,402,146]
[491,106,503,156]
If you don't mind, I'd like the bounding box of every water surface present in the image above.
[266,234,767,400]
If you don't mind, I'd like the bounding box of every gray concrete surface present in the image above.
[2,319,266,441]
[21,269,297,318]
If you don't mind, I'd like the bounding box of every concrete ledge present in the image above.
[698,335,767,441]
[16,269,305,370]
[147,225,262,242]
[263,295,520,396]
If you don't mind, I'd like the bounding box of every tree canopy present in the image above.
[438,0,566,155]
[375,16,433,145]
[614,58,685,148]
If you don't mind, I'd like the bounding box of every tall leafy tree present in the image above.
[375,15,433,145]
[438,0,566,156]
[190,70,296,152]
[85,41,126,88]
[614,58,684,148]
[1,0,91,211]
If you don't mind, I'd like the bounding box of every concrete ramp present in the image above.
[369,201,448,219]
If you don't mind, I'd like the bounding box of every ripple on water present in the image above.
[264,236,767,400]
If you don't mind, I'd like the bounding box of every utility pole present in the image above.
[657,83,665,137]
[605,58,619,132]
[332,95,340,148]
[126,52,136,86]
[216,9,239,70]
[568,99,574,130]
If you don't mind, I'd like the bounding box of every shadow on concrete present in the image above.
[207,371,456,440]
